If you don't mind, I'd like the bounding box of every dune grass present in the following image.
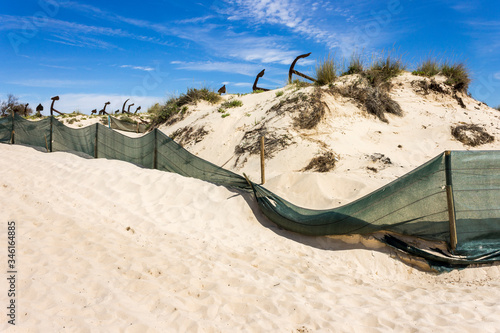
[412,58,440,77]
[365,54,406,86]
[342,53,364,76]
[315,54,337,86]
[221,99,243,108]
[148,87,220,127]
[441,62,470,92]
[177,87,221,106]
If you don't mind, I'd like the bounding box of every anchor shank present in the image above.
[292,70,316,83]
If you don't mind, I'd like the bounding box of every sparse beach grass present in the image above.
[365,54,406,87]
[412,58,441,77]
[315,53,337,86]
[441,62,470,92]
[342,53,364,76]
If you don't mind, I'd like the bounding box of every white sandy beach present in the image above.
[1,72,500,332]
[1,143,500,332]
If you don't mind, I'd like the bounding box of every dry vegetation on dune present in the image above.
[451,124,495,147]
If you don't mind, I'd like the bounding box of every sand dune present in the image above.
[1,143,500,332]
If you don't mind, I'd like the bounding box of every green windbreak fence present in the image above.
[2,113,499,270]
[109,116,148,133]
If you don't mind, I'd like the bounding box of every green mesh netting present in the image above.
[0,115,12,143]
[109,116,148,133]
[97,125,156,168]
[52,118,96,156]
[11,114,51,148]
[1,113,499,270]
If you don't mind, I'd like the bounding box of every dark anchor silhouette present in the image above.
[91,109,97,115]
[218,84,226,95]
[98,101,111,115]
[114,110,120,114]
[36,103,43,117]
[122,99,130,114]
[253,69,270,92]
[134,106,141,114]
[50,96,64,116]
[127,103,135,114]
[288,52,316,83]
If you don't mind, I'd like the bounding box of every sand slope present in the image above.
[1,143,500,332]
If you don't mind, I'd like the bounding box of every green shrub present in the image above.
[342,53,364,76]
[315,54,337,86]
[221,113,230,118]
[177,87,221,106]
[217,107,226,113]
[148,98,181,125]
[365,54,406,86]
[275,91,284,97]
[221,99,243,108]
[412,58,440,77]
[441,62,470,92]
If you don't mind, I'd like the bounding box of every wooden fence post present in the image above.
[11,111,15,144]
[260,135,265,185]
[445,151,458,252]
[153,129,158,169]
[94,123,98,158]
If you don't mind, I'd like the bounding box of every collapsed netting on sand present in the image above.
[1,113,499,271]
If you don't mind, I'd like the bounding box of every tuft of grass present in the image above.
[342,53,364,76]
[441,62,470,92]
[315,54,337,86]
[217,107,226,113]
[275,91,284,97]
[412,58,440,77]
[221,113,230,118]
[177,87,221,106]
[221,99,243,108]
[365,54,406,86]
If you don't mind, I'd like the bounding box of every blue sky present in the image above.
[1,0,500,115]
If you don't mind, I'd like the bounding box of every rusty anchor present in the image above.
[134,106,141,114]
[36,103,43,117]
[50,96,64,116]
[126,103,135,114]
[288,52,316,83]
[121,99,130,114]
[218,84,226,95]
[98,101,111,115]
[253,69,270,92]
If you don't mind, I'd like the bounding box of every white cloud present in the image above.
[8,79,99,88]
[495,72,500,80]
[171,61,265,76]
[233,82,252,87]
[120,65,155,72]
[221,0,340,49]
